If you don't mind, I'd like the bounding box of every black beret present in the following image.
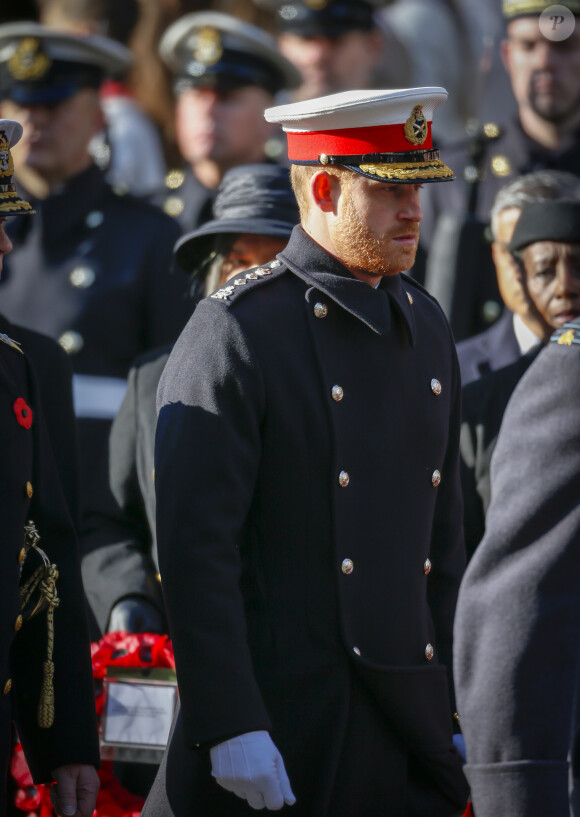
[509,199,580,253]
[174,163,298,271]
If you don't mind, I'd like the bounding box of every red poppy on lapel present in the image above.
[13,397,33,429]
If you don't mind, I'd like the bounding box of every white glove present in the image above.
[210,730,296,810]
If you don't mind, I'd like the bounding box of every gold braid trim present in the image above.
[0,195,33,212]
[359,160,454,180]
[38,566,59,728]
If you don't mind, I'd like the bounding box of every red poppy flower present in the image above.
[13,398,33,429]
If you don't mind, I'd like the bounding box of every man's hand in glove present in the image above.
[107,597,164,634]
[210,730,296,810]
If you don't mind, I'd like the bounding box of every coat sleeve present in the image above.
[81,361,163,634]
[453,341,580,817]
[12,361,100,782]
[155,300,272,749]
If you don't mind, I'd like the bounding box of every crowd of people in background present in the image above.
[0,0,579,815]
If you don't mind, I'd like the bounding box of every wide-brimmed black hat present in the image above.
[160,11,300,96]
[509,199,580,253]
[174,163,299,271]
[0,22,132,106]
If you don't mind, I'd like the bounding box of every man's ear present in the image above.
[310,170,340,213]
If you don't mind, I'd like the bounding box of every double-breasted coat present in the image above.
[144,226,469,817]
[0,163,192,509]
[0,332,99,805]
[454,322,580,816]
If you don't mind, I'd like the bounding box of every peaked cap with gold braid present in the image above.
[503,0,580,19]
[265,87,454,184]
[0,120,34,216]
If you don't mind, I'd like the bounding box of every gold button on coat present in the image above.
[14,615,23,632]
[25,481,33,498]
[314,302,328,318]
[424,558,432,575]
[341,558,354,575]
[69,265,96,289]
[338,470,350,487]
[425,643,434,661]
[430,379,442,396]
[432,470,441,487]
[332,385,344,402]
[3,679,11,695]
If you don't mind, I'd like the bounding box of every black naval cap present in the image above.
[509,199,580,253]
[159,11,301,96]
[503,0,580,20]
[174,163,298,272]
[264,0,384,38]
[0,22,132,106]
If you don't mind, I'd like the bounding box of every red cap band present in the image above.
[286,121,433,161]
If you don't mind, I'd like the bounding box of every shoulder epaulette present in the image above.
[550,322,580,346]
[209,258,286,304]
[0,332,23,354]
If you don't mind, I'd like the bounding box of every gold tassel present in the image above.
[37,566,59,729]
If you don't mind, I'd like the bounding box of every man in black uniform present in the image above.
[0,23,192,512]
[0,118,99,817]
[454,206,580,816]
[143,88,468,816]
[158,11,300,230]
[422,0,580,340]
[81,163,300,636]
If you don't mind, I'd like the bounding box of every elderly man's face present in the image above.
[522,240,580,337]
[503,18,580,125]
[1,90,103,185]
[175,86,275,169]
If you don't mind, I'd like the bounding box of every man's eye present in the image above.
[535,267,555,278]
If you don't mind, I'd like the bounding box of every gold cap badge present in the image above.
[8,38,51,81]
[404,105,428,146]
[193,27,223,66]
[0,132,14,181]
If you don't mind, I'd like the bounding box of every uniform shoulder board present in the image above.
[550,322,580,346]
[0,332,23,354]
[210,258,286,303]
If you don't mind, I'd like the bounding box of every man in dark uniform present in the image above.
[143,88,468,816]
[0,118,99,817]
[80,163,300,636]
[454,209,580,815]
[421,0,580,340]
[0,23,192,512]
[158,11,300,230]
[270,0,390,102]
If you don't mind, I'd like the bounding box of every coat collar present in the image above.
[278,226,416,343]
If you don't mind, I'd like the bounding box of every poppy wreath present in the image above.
[10,632,176,816]
[13,397,33,429]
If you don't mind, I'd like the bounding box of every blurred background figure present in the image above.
[460,194,580,559]
[157,11,300,230]
[421,0,580,341]
[81,163,299,639]
[40,0,167,197]
[0,22,191,516]
[264,0,396,101]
